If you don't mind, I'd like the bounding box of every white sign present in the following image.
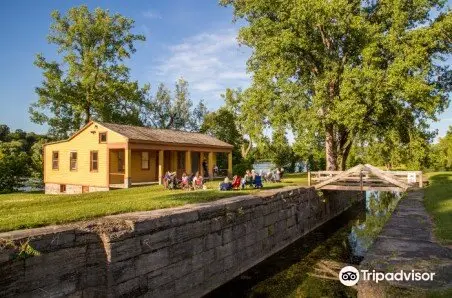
[407,172,417,183]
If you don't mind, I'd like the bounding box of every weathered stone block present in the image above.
[210,216,226,233]
[25,230,76,253]
[216,241,234,260]
[232,223,246,238]
[223,254,237,270]
[264,212,279,227]
[222,227,232,244]
[110,257,136,284]
[205,232,222,250]
[140,228,174,253]
[147,271,173,289]
[24,246,86,292]
[168,257,193,280]
[133,216,172,235]
[169,237,203,263]
[135,248,169,276]
[286,216,296,228]
[175,268,204,295]
[192,248,215,270]
[204,259,225,277]
[74,230,101,246]
[110,237,141,262]
[174,221,208,243]
[114,277,141,297]
[147,281,175,298]
[169,209,199,226]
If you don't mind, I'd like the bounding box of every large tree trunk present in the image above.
[337,128,353,171]
[325,124,338,170]
[85,105,91,124]
[241,139,252,160]
[339,141,352,171]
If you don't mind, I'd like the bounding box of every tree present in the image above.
[0,125,10,142]
[222,0,452,170]
[142,79,207,131]
[200,107,243,165]
[269,128,294,168]
[432,126,452,170]
[30,5,146,139]
[30,139,48,179]
[0,141,30,192]
[222,88,254,159]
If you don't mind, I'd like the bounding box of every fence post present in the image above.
[308,171,311,187]
[419,171,423,188]
[360,171,363,192]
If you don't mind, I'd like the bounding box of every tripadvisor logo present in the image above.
[339,266,360,286]
[338,266,436,286]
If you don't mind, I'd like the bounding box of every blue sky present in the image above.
[0,0,451,140]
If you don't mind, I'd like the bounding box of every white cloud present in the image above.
[441,117,452,121]
[149,29,251,109]
[143,10,162,20]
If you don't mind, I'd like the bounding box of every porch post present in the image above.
[171,151,178,172]
[158,150,164,185]
[185,150,192,174]
[208,151,214,180]
[124,147,132,188]
[213,153,217,176]
[228,151,233,177]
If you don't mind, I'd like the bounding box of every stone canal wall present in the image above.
[0,187,362,297]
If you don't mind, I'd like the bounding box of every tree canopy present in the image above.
[0,124,48,192]
[431,126,452,170]
[141,79,208,131]
[222,0,452,170]
[30,5,146,139]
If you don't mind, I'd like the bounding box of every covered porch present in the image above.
[108,143,233,189]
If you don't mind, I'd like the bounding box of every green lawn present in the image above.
[0,173,308,232]
[424,172,452,245]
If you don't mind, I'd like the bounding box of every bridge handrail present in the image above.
[308,167,423,189]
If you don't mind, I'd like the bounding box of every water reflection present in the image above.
[206,191,401,298]
[349,191,401,258]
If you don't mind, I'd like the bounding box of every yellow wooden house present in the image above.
[43,121,233,194]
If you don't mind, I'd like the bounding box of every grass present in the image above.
[424,172,452,245]
[0,173,308,232]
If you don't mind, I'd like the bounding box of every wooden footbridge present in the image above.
[308,164,423,192]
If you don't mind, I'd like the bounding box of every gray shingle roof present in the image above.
[99,122,233,149]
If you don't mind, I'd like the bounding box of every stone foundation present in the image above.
[44,183,60,194]
[66,184,82,194]
[45,184,110,194]
[1,186,362,297]
[89,186,110,192]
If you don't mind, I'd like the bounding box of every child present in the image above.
[180,172,189,189]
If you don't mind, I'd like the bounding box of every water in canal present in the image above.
[206,191,402,298]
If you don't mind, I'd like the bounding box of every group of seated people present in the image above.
[219,169,265,191]
[164,167,284,192]
[163,171,205,190]
[263,168,284,183]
